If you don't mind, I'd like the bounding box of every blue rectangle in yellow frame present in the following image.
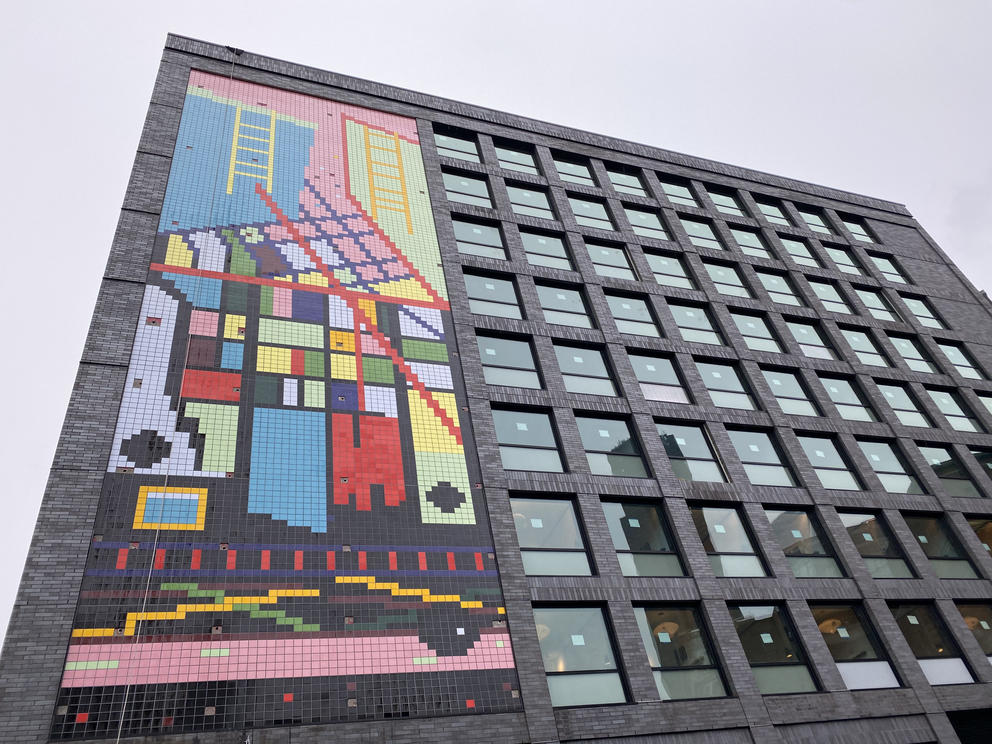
[133,486,209,530]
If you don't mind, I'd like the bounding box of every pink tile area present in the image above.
[61,633,514,687]
[360,334,388,355]
[189,310,219,336]
[272,286,293,318]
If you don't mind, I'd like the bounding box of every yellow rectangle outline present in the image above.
[133,486,209,530]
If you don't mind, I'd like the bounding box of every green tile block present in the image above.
[402,339,449,362]
[304,350,324,377]
[362,356,395,384]
[260,285,274,316]
[199,648,230,657]
[258,318,323,348]
[305,380,325,408]
[255,376,279,406]
[224,282,248,313]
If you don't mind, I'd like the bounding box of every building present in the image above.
[1,33,991,744]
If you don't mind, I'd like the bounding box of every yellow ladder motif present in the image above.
[226,105,276,194]
[363,126,413,234]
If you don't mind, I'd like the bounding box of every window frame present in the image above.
[433,127,481,163]
[554,343,618,397]
[451,216,506,260]
[634,605,729,700]
[680,216,724,251]
[645,251,696,289]
[669,302,725,346]
[536,282,595,328]
[464,271,523,319]
[818,375,878,422]
[478,334,542,389]
[690,505,768,578]
[510,495,593,577]
[521,229,573,270]
[442,169,493,208]
[727,428,798,487]
[569,195,615,231]
[603,500,685,578]
[761,367,820,417]
[493,140,540,175]
[492,407,565,473]
[856,439,926,495]
[506,182,556,220]
[656,421,726,483]
[575,415,650,478]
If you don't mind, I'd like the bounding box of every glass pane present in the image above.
[657,423,714,460]
[865,557,913,578]
[537,284,587,313]
[544,309,593,328]
[464,274,518,304]
[891,605,962,659]
[499,446,563,472]
[778,398,817,416]
[469,298,522,319]
[576,417,640,455]
[730,605,807,664]
[710,554,766,577]
[811,606,881,661]
[743,463,796,487]
[495,145,538,174]
[642,383,691,404]
[765,509,831,558]
[478,336,535,370]
[837,661,900,690]
[521,231,569,259]
[788,556,844,578]
[655,669,726,700]
[692,507,756,553]
[839,512,903,558]
[563,375,616,396]
[511,497,585,549]
[629,354,680,385]
[587,452,648,477]
[677,459,726,483]
[727,430,782,464]
[752,665,817,694]
[521,550,591,576]
[533,607,618,672]
[556,159,595,185]
[636,607,716,668]
[956,604,992,654]
[618,552,683,577]
[493,410,556,447]
[483,366,541,389]
[555,345,609,377]
[546,673,625,707]
[603,502,672,552]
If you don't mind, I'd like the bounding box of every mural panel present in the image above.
[52,71,520,739]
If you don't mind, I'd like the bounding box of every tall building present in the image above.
[2,34,991,744]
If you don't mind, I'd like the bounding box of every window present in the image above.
[786,320,835,360]
[780,237,821,267]
[841,216,876,243]
[658,177,697,207]
[838,511,914,578]
[891,604,974,685]
[506,184,555,219]
[900,295,945,329]
[811,605,900,689]
[756,270,804,306]
[576,416,649,477]
[478,335,541,388]
[569,196,614,231]
[554,154,595,186]
[511,496,591,576]
[888,334,937,374]
[703,261,751,298]
[606,293,660,336]
[868,253,909,284]
[762,368,819,416]
[856,439,924,494]
[818,375,878,422]
[645,252,695,289]
[809,280,854,315]
[971,448,992,483]
[755,199,791,226]
[669,303,723,345]
[625,206,670,240]
[797,206,833,235]
[935,341,984,380]
[797,435,862,490]
[635,607,727,699]
[606,164,646,196]
[629,353,690,403]
[902,514,978,579]
[452,217,506,259]
[554,344,616,396]
[765,509,843,577]
[707,188,746,216]
[696,361,757,410]
[533,607,626,706]
[587,241,635,280]
[926,388,984,433]
[691,506,766,577]
[823,246,864,276]
[840,328,888,366]
[729,605,817,694]
[603,501,683,577]
[730,228,773,259]
[494,140,540,175]
[877,382,932,427]
[536,283,594,328]
[970,518,992,552]
[956,604,992,661]
[918,445,983,499]
[434,128,480,162]
[464,272,522,318]
[521,229,573,270]
[443,171,492,207]
[680,217,723,250]
[856,288,900,322]
[981,393,992,417]
[492,409,563,472]
[657,422,724,482]
[729,312,783,353]
[727,429,797,487]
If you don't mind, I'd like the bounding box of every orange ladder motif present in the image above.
[363,126,414,234]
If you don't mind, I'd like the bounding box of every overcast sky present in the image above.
[1,0,990,641]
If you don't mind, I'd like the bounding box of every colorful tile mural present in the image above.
[52,71,520,739]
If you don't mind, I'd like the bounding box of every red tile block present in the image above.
[388,551,397,570]
[418,552,427,570]
[180,369,241,402]
[283,693,294,702]
[226,549,237,570]
[447,552,456,571]
[260,550,270,570]
[474,552,484,571]
[326,551,335,570]
[358,551,367,570]
[294,550,304,571]
[116,549,129,570]
[154,549,166,570]
[75,713,89,724]
[465,699,475,709]
[190,549,201,570]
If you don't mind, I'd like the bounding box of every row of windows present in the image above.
[535,597,990,707]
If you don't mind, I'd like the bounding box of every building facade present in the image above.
[1,34,991,744]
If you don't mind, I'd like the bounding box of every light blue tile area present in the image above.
[162,273,222,309]
[221,342,244,370]
[144,495,199,525]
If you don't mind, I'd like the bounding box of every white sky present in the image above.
[1,0,990,641]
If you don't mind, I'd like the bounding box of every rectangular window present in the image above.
[629,353,690,403]
[956,604,992,659]
[604,502,683,577]
[918,445,983,499]
[696,360,757,410]
[464,272,522,318]
[635,606,727,699]
[900,295,945,329]
[669,303,723,345]
[765,509,843,577]
[981,393,992,418]
[521,229,573,270]
[730,312,783,353]
[973,448,992,484]
[443,171,492,207]
[841,217,876,243]
[606,293,660,336]
[691,506,766,577]
[762,368,819,416]
[646,252,695,289]
[452,217,506,259]
[606,164,646,196]
[818,375,878,422]
[576,416,649,477]
[492,409,564,472]
[587,241,635,280]
[903,514,977,579]
[797,434,862,490]
[809,280,854,314]
[554,344,616,396]
[434,129,480,162]
[868,253,909,284]
[730,605,818,694]
[680,217,723,250]
[877,382,932,427]
[856,288,900,322]
[704,261,751,298]
[536,283,594,328]
[494,141,539,175]
[811,605,900,689]
[891,604,974,685]
[730,228,772,259]
[507,184,555,219]
[857,439,925,494]
[756,199,791,226]
[840,328,889,367]
[936,341,984,380]
[839,511,914,578]
[926,388,984,433]
[533,607,626,706]
[823,246,864,275]
[657,422,724,482]
[554,154,596,186]
[888,334,937,374]
[970,518,992,552]
[478,335,540,388]
[786,320,836,360]
[511,496,591,576]
[779,236,821,267]
[756,270,804,306]
[658,177,697,207]
[727,429,797,487]
[625,206,670,240]
[569,196,614,231]
[797,207,834,235]
[708,188,746,216]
